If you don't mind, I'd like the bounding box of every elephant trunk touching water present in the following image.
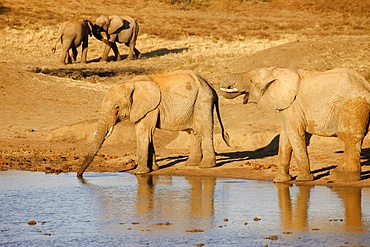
[77,111,115,177]
[77,70,230,178]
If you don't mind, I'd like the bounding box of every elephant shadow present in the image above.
[154,135,280,170]
[0,4,10,14]
[312,149,370,181]
[33,66,151,79]
[90,47,188,62]
[359,147,370,180]
[215,135,280,167]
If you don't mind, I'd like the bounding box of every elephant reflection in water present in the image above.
[135,175,215,227]
[276,184,363,232]
[276,184,311,231]
[186,176,215,220]
[331,187,363,232]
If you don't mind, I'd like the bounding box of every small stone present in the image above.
[27,220,37,225]
[268,235,278,240]
[185,228,204,233]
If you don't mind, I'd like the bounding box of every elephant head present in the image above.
[77,80,160,177]
[83,19,94,37]
[95,15,110,32]
[220,67,301,111]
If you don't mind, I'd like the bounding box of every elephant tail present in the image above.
[52,23,65,53]
[215,93,231,147]
[52,36,59,53]
[199,75,230,147]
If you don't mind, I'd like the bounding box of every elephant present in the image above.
[77,70,230,177]
[52,19,94,64]
[220,67,370,182]
[92,15,141,62]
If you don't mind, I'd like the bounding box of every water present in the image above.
[1,171,370,246]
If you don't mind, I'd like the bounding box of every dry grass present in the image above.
[0,0,369,40]
[0,0,368,82]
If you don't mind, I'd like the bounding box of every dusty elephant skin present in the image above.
[52,19,94,64]
[92,15,141,62]
[77,70,230,177]
[220,67,370,183]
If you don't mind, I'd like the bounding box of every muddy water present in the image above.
[1,171,369,246]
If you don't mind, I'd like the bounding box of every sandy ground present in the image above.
[0,0,370,187]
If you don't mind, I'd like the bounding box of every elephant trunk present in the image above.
[77,118,115,178]
[92,25,103,40]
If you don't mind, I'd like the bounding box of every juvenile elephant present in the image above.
[52,19,93,64]
[92,15,141,62]
[220,67,370,182]
[77,70,230,177]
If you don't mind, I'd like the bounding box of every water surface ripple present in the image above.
[1,171,369,246]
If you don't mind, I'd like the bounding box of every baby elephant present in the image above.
[220,67,370,182]
[52,19,94,64]
[77,70,230,177]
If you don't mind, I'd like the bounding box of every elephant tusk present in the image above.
[220,87,239,93]
[105,126,114,139]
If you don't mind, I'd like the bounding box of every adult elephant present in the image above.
[52,19,94,64]
[220,67,370,183]
[77,70,230,177]
[92,15,141,62]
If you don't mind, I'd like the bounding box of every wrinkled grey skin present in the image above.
[52,19,93,64]
[92,15,141,62]
[77,70,230,178]
[220,67,370,183]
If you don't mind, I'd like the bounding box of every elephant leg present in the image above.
[61,46,70,64]
[149,140,159,171]
[80,39,88,63]
[125,41,136,60]
[101,44,112,62]
[185,132,202,166]
[331,133,362,181]
[134,121,151,174]
[199,128,216,168]
[134,47,141,59]
[289,128,314,182]
[274,130,294,183]
[331,103,367,181]
[71,47,78,62]
[111,43,121,61]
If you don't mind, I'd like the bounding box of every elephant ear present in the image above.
[257,67,300,111]
[130,81,161,123]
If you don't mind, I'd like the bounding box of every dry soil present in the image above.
[0,0,370,187]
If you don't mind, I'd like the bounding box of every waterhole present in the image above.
[1,171,369,246]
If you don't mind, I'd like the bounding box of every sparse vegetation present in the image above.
[0,0,369,39]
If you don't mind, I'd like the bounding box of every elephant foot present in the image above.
[151,162,159,171]
[133,166,150,174]
[184,157,201,166]
[273,173,292,183]
[331,167,360,181]
[199,158,216,168]
[295,173,314,182]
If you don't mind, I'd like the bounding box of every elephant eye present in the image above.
[114,105,120,110]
